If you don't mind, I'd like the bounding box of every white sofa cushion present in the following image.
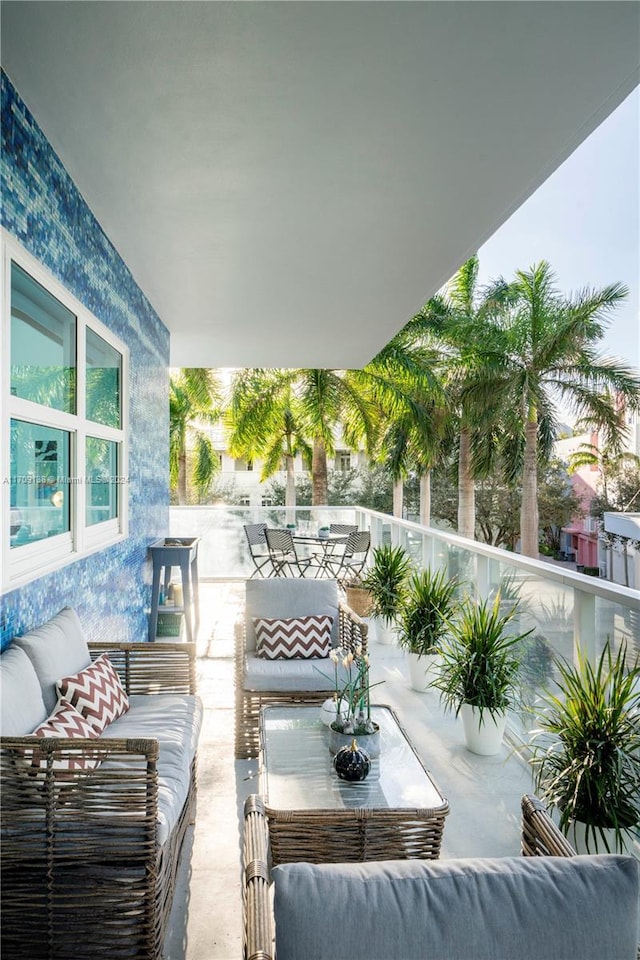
[244,653,340,693]
[0,645,48,736]
[13,607,91,714]
[104,694,203,846]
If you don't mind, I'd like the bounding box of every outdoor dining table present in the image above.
[291,533,349,544]
[291,532,348,571]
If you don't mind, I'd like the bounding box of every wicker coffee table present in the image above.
[259,704,449,864]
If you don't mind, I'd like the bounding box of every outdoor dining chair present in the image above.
[265,528,319,578]
[243,523,273,578]
[329,523,358,537]
[314,522,360,568]
[321,529,371,585]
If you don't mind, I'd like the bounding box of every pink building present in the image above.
[557,432,600,569]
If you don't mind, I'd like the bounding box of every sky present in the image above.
[478,86,639,373]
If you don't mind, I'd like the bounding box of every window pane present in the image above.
[10,263,76,413]
[10,420,71,547]
[86,328,121,427]
[86,437,118,526]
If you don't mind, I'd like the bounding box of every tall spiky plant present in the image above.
[397,568,459,656]
[529,641,640,852]
[433,593,532,721]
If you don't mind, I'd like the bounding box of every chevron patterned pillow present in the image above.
[254,615,333,660]
[26,697,101,776]
[57,653,130,733]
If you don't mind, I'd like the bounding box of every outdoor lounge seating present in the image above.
[234,578,368,758]
[0,606,201,960]
[242,793,640,960]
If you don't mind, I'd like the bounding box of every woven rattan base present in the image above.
[0,760,196,960]
[266,806,447,864]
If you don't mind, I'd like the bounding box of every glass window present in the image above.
[86,328,121,427]
[10,419,71,547]
[4,241,129,587]
[10,263,76,413]
[85,437,118,526]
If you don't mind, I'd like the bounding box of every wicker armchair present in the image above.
[520,794,577,857]
[234,578,368,758]
[243,793,638,960]
[1,638,198,960]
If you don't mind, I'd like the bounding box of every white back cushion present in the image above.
[0,645,48,735]
[13,607,91,714]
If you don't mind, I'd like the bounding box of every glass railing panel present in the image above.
[442,542,477,591]
[511,576,575,740]
[170,505,360,579]
[594,596,640,659]
[169,504,639,747]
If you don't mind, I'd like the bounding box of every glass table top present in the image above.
[261,705,447,812]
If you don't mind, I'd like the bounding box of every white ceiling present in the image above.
[2,2,638,369]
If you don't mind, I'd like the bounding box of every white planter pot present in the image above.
[407,652,440,692]
[460,703,506,756]
[375,618,396,645]
[567,819,631,854]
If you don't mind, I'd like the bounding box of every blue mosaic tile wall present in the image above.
[1,70,170,650]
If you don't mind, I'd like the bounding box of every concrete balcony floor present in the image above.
[164,581,535,960]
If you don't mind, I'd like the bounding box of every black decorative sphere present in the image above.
[333,738,371,782]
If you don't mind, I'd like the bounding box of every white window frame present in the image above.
[336,450,351,472]
[1,230,129,590]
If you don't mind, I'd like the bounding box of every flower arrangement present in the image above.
[327,645,382,735]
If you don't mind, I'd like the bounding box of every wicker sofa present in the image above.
[242,793,640,960]
[234,578,368,758]
[0,606,201,960]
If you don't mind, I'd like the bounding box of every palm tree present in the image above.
[353,315,449,521]
[226,369,311,508]
[373,389,451,523]
[416,257,511,539]
[226,344,444,513]
[169,368,222,504]
[468,262,640,557]
[296,368,377,505]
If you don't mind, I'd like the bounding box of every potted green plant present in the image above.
[360,544,412,644]
[433,593,531,755]
[396,568,459,692]
[527,640,640,853]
